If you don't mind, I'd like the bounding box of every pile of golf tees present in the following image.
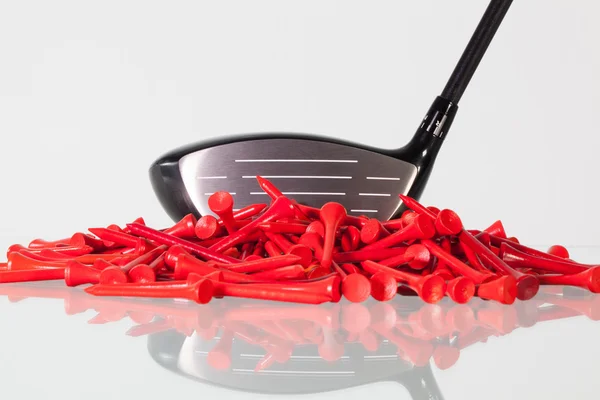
[1,176,597,305]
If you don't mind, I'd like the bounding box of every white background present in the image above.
[1,0,599,248]
[1,2,600,399]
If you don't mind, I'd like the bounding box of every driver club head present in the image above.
[150,97,457,222]
[149,0,514,223]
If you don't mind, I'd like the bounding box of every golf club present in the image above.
[150,0,514,222]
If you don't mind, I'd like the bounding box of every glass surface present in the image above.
[1,242,600,400]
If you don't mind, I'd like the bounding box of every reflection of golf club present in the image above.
[150,0,514,222]
[147,329,443,399]
[2,283,599,399]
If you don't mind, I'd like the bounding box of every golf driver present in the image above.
[150,0,514,222]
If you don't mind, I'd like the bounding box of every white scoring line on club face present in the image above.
[242,175,352,179]
[238,354,351,360]
[358,193,391,197]
[250,192,346,196]
[366,177,400,180]
[350,209,378,213]
[232,369,355,375]
[234,159,358,163]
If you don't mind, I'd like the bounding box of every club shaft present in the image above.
[441,0,514,104]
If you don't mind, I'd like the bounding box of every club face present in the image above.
[151,135,423,222]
